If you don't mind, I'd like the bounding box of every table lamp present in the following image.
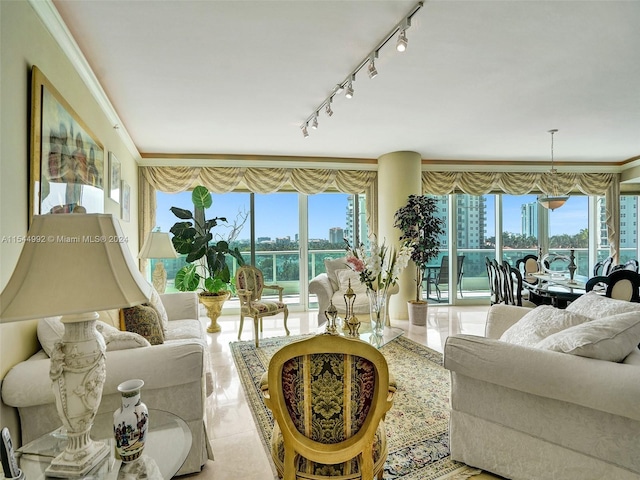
[0,213,151,477]
[137,231,179,294]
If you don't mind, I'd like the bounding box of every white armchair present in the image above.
[309,257,398,325]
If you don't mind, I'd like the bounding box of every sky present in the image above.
[156,191,589,241]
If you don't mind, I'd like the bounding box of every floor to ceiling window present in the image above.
[156,190,368,311]
[155,188,635,309]
[547,195,589,276]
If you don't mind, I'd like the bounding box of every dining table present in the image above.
[524,273,588,309]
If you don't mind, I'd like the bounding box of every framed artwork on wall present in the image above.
[108,152,121,203]
[121,180,131,222]
[29,66,105,224]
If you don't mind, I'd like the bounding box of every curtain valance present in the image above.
[138,166,378,273]
[141,166,375,194]
[422,171,616,196]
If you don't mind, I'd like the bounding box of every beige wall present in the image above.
[0,1,140,381]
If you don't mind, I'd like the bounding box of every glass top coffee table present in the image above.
[16,409,191,479]
[317,322,404,349]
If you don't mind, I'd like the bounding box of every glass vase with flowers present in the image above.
[344,237,412,335]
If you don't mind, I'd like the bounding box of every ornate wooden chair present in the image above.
[235,265,289,347]
[261,334,395,480]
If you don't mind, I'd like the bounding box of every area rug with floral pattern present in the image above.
[230,334,482,479]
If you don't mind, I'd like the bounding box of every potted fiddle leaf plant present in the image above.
[170,185,245,332]
[394,195,445,326]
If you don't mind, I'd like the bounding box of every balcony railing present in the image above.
[159,247,637,305]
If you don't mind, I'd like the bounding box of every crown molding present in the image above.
[29,0,140,161]
[139,153,378,170]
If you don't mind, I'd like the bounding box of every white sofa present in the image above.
[444,294,640,480]
[1,292,213,476]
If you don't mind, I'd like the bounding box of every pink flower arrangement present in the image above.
[344,237,412,292]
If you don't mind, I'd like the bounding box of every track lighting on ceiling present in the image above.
[368,53,378,79]
[538,129,569,211]
[297,1,423,137]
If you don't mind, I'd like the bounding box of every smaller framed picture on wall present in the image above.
[109,152,121,203]
[121,180,131,222]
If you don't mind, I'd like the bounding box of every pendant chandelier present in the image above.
[538,129,568,211]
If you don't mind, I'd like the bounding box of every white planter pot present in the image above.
[408,301,428,326]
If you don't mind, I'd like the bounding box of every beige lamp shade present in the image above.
[138,231,179,259]
[0,213,152,322]
[538,195,569,211]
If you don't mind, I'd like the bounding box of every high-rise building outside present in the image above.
[431,195,486,249]
[599,195,638,248]
[345,195,369,248]
[329,227,344,244]
[521,202,538,238]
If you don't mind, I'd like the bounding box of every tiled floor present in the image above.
[181,305,501,480]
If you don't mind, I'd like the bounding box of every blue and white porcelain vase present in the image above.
[113,379,149,463]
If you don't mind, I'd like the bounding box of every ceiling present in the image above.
[51,0,640,166]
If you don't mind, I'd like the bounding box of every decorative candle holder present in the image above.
[568,248,577,283]
[324,300,339,334]
[344,279,360,336]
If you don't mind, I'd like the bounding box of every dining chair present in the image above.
[593,256,615,277]
[235,265,290,347]
[586,269,640,302]
[260,334,395,480]
[485,257,500,305]
[515,254,540,286]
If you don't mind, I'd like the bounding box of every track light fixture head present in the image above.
[311,113,319,129]
[345,75,355,99]
[301,123,309,138]
[368,54,378,79]
[325,99,334,117]
[396,29,408,52]
[345,82,354,99]
[335,84,344,95]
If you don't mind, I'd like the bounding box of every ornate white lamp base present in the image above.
[46,312,110,478]
[46,436,110,477]
[151,262,167,294]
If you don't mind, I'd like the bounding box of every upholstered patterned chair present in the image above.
[235,265,289,347]
[261,334,395,480]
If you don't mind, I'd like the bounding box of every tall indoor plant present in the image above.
[170,185,245,332]
[394,195,445,325]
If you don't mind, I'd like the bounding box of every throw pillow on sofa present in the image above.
[324,257,348,291]
[500,305,592,347]
[148,286,169,335]
[95,322,151,350]
[120,304,165,345]
[38,316,151,357]
[566,291,640,318]
[336,269,368,296]
[535,311,640,362]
